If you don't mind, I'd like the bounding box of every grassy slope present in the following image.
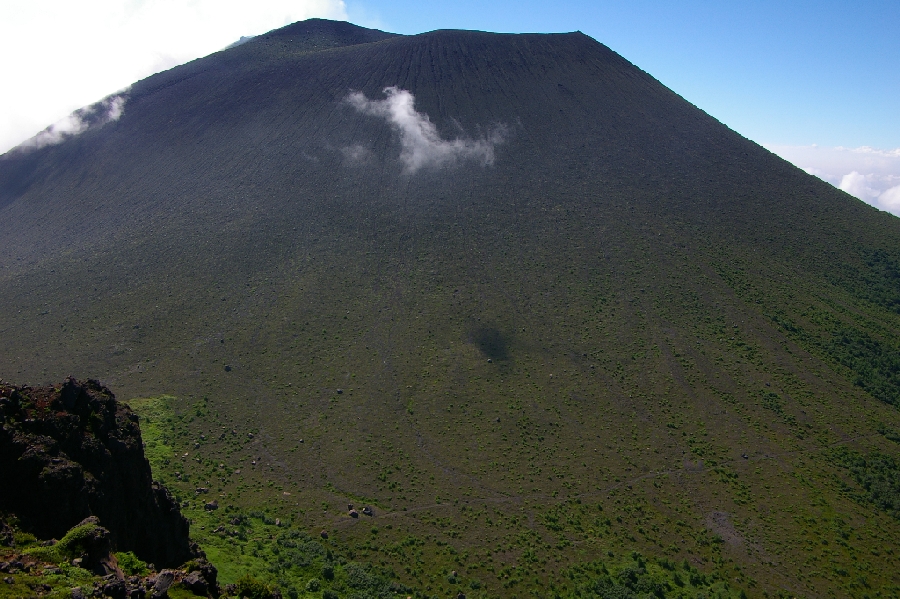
[125,395,748,599]
[1,20,900,598]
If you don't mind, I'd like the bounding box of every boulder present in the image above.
[182,571,208,595]
[150,570,175,599]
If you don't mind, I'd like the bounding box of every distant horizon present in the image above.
[2,1,897,212]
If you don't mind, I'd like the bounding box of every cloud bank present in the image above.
[20,93,128,151]
[766,144,900,216]
[0,0,349,155]
[346,87,505,173]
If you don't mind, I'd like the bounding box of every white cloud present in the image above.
[880,185,900,210]
[766,144,900,216]
[839,171,874,201]
[346,87,505,173]
[19,92,128,151]
[0,0,348,155]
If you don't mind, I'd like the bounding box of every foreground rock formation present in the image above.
[0,378,195,568]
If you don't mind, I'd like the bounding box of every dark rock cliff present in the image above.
[0,378,195,567]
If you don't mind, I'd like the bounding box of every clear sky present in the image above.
[2,0,898,211]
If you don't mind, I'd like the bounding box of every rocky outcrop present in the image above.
[0,378,196,567]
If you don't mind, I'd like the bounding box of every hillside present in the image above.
[2,18,900,598]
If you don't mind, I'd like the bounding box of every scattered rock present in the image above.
[204,500,218,511]
[349,510,359,518]
[182,571,208,596]
[320,530,328,539]
[102,578,127,599]
[361,506,373,517]
[192,558,218,592]
[150,570,175,599]
[336,389,343,394]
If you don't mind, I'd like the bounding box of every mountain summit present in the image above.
[2,19,900,597]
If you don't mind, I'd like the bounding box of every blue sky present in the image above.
[2,0,898,211]
[349,0,898,149]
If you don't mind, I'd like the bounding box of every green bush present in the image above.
[56,522,106,558]
[116,551,149,576]
[23,521,107,564]
[558,552,746,598]
[831,447,900,520]
[12,531,37,547]
[235,573,279,599]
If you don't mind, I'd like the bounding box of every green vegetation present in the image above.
[124,394,900,598]
[556,554,745,599]
[837,249,900,314]
[116,551,150,576]
[1,523,103,599]
[831,447,900,521]
[235,574,280,599]
[21,520,107,564]
[129,396,422,598]
[0,562,95,599]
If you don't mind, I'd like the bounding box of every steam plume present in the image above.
[21,92,128,151]
[346,87,504,172]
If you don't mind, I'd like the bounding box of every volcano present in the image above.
[2,19,900,597]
